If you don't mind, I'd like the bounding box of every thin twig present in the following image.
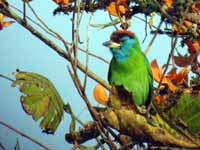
[23,1,26,22]
[1,4,114,147]
[74,0,81,71]
[64,104,85,126]
[157,35,178,90]
[9,5,109,64]
[0,142,6,150]
[27,3,69,51]
[67,66,83,97]
[9,4,59,40]
[83,14,92,90]
[133,15,158,30]
[64,103,106,150]
[109,13,118,30]
[142,15,148,43]
[69,2,82,89]
[95,121,117,150]
[95,138,106,150]
[67,65,116,149]
[0,4,110,90]
[0,121,50,150]
[78,47,109,64]
[0,74,14,82]
[67,6,113,148]
[144,19,163,55]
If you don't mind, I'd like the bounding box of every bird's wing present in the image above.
[140,52,154,107]
[107,58,113,84]
[146,60,154,107]
[146,70,153,107]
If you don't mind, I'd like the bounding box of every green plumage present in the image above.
[105,30,153,106]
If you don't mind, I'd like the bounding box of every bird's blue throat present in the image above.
[110,37,135,62]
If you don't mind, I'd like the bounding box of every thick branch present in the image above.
[65,121,100,144]
[101,86,200,149]
[103,107,200,149]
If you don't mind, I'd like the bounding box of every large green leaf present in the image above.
[154,93,200,144]
[168,94,200,135]
[12,70,64,134]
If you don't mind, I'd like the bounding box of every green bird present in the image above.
[103,30,153,108]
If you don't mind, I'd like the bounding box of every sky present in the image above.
[0,1,172,150]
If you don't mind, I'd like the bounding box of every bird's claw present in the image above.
[136,105,147,115]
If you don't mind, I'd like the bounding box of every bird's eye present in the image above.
[120,39,126,43]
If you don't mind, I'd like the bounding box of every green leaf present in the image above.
[12,70,64,134]
[169,94,200,135]
[154,93,200,145]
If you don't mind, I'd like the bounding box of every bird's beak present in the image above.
[102,40,121,48]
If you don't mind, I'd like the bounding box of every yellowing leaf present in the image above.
[2,21,14,27]
[93,84,108,105]
[174,67,188,85]
[173,54,196,67]
[0,13,14,30]
[155,95,163,105]
[163,0,173,7]
[172,24,185,34]
[118,5,126,14]
[106,0,129,17]
[183,20,193,27]
[12,70,64,134]
[172,20,193,34]
[166,67,177,80]
[192,3,200,13]
[151,59,163,82]
[166,81,177,92]
[148,13,155,29]
[151,59,177,92]
[53,0,72,5]
[186,39,200,54]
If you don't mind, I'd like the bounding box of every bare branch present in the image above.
[0,120,50,150]
[144,19,163,55]
[157,35,178,90]
[27,2,69,51]
[0,74,14,82]
[0,4,110,90]
[83,14,92,90]
[0,142,6,150]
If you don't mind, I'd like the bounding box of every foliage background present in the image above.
[0,0,175,149]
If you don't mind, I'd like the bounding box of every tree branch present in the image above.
[103,107,200,149]
[0,120,50,150]
[0,74,14,82]
[0,3,110,90]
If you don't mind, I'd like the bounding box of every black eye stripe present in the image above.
[120,39,126,42]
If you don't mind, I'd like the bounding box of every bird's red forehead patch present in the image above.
[110,30,134,42]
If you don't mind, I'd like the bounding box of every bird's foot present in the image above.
[136,105,147,115]
[136,106,153,119]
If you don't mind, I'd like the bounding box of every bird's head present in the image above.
[103,30,139,61]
